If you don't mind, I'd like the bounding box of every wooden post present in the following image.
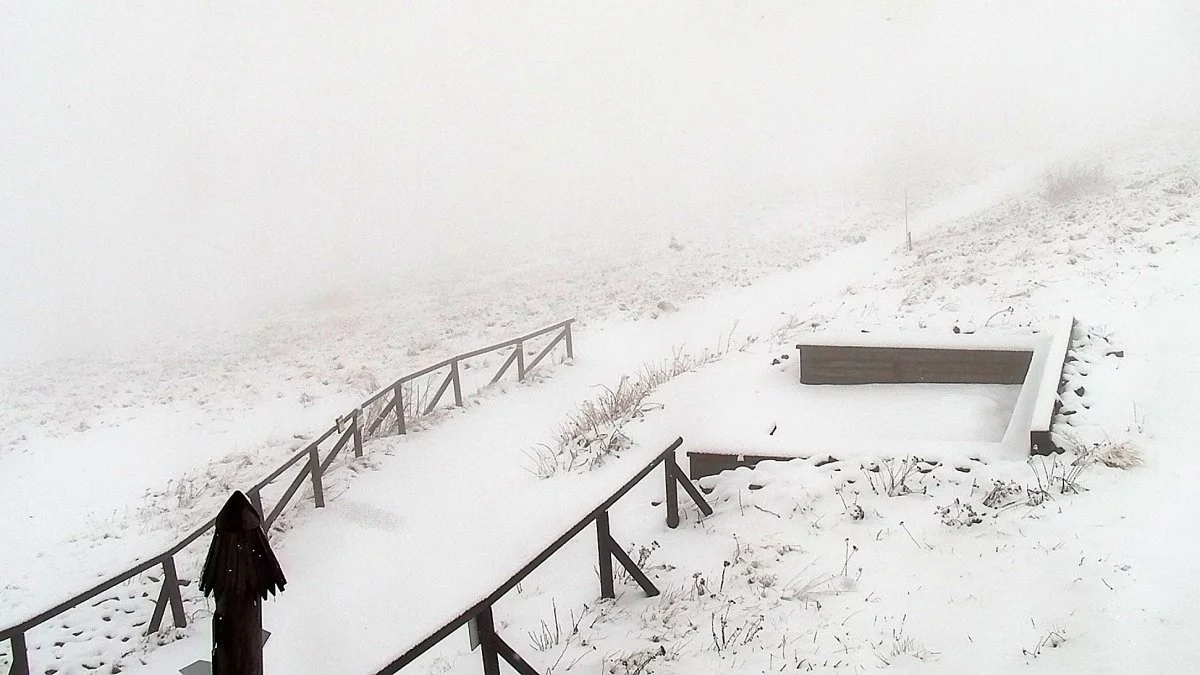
[472,606,540,675]
[596,511,615,599]
[147,555,188,633]
[393,384,407,435]
[308,446,325,508]
[665,456,680,529]
[515,342,526,381]
[450,360,464,407]
[200,491,287,675]
[564,323,574,359]
[247,488,265,521]
[474,607,501,675]
[9,632,29,675]
[352,408,363,458]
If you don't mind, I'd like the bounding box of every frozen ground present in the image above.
[4,129,1200,673]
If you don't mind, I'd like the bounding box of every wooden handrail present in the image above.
[374,437,704,674]
[1,319,576,671]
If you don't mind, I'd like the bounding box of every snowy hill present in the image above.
[4,131,1200,673]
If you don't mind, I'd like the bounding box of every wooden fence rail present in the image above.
[0,319,575,675]
[375,437,712,675]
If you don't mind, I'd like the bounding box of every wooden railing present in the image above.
[0,319,575,675]
[375,437,712,675]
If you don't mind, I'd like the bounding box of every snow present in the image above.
[6,130,1200,674]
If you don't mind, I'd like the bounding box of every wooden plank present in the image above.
[265,461,313,529]
[516,342,526,381]
[608,533,660,597]
[687,452,799,480]
[423,368,456,415]
[320,423,358,473]
[366,392,399,436]
[670,458,713,517]
[799,345,1032,385]
[523,330,566,375]
[488,349,520,385]
[491,633,541,675]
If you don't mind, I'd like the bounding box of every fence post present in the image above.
[393,383,407,435]
[516,342,526,381]
[9,633,29,675]
[596,511,615,599]
[201,492,286,675]
[664,457,679,529]
[450,360,463,407]
[308,446,325,509]
[148,555,188,634]
[565,323,574,360]
[352,408,364,458]
[247,488,265,521]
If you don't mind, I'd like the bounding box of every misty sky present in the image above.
[2,1,1198,362]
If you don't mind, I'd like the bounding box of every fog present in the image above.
[3,1,1198,363]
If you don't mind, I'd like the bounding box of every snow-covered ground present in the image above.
[4,130,1200,673]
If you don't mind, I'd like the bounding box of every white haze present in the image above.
[2,1,1198,362]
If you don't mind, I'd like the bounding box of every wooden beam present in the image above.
[265,460,313,528]
[489,349,520,385]
[516,342,526,381]
[451,360,463,407]
[424,369,456,415]
[665,455,680,529]
[608,534,659,598]
[490,633,541,675]
[596,511,615,599]
[8,633,29,675]
[352,409,363,458]
[308,447,325,509]
[474,607,501,675]
[523,331,565,375]
[670,458,713,518]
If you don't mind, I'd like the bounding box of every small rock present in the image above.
[656,300,679,313]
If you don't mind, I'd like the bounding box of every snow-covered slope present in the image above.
[5,132,1198,673]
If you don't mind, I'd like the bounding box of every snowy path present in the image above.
[121,225,922,674]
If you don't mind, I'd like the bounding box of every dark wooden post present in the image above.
[450,360,464,407]
[564,323,574,360]
[200,491,287,675]
[393,384,407,435]
[308,446,325,508]
[665,456,680,529]
[596,511,615,599]
[9,633,29,675]
[516,342,526,381]
[352,408,363,458]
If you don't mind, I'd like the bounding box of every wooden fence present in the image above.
[0,319,575,675]
[374,437,711,675]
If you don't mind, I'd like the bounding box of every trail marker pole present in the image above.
[199,491,287,675]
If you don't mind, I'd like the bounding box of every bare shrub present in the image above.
[862,457,922,497]
[529,348,723,477]
[1042,163,1107,204]
[1092,439,1144,469]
